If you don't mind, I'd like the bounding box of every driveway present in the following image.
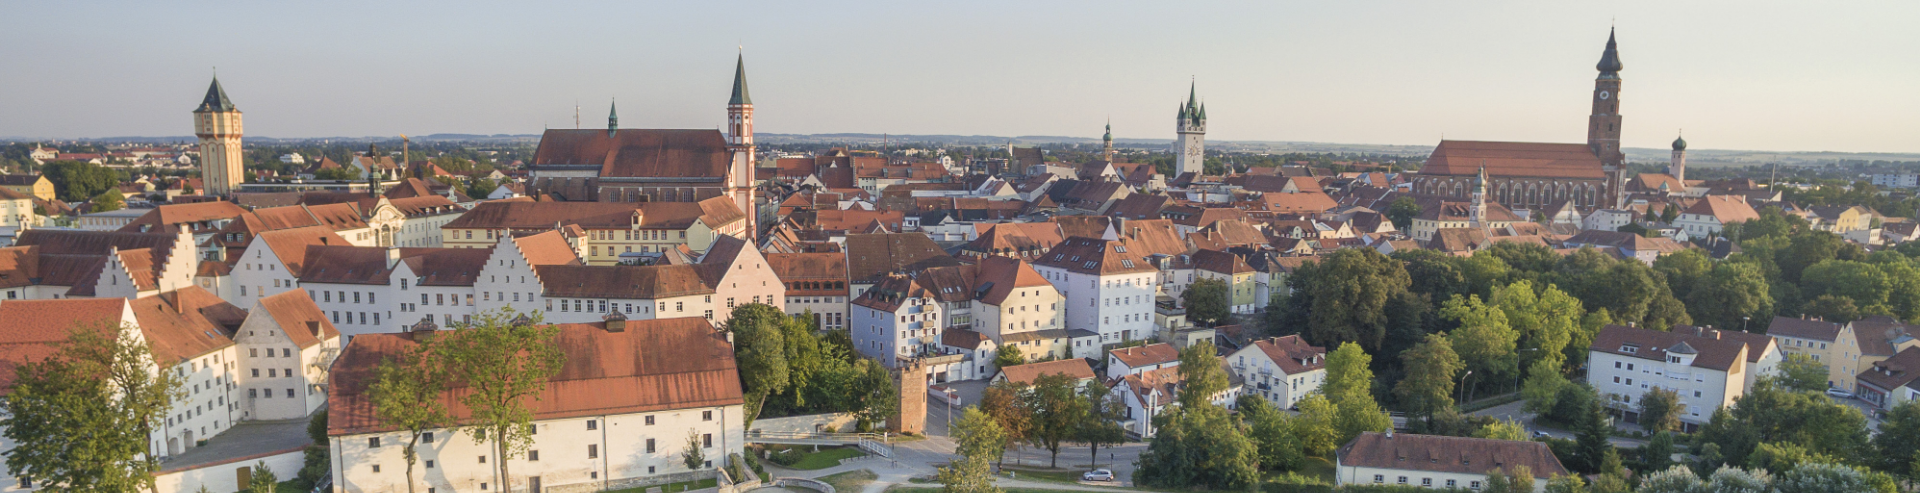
[1466,400,1647,449]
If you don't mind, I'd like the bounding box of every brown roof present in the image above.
[766,253,849,288]
[514,231,582,267]
[1034,236,1157,276]
[1683,195,1760,224]
[257,226,350,276]
[117,201,249,234]
[1421,140,1606,179]
[1337,432,1570,478]
[0,298,129,391]
[1589,324,1769,372]
[1850,315,1916,358]
[531,129,729,180]
[844,233,962,282]
[536,264,715,299]
[1634,173,1685,192]
[942,328,990,350]
[296,246,399,284]
[398,248,492,286]
[1109,343,1180,369]
[1860,347,1920,392]
[998,358,1096,386]
[973,256,1051,306]
[329,318,742,435]
[963,222,1066,259]
[447,200,735,231]
[1250,335,1328,374]
[256,289,340,349]
[1192,249,1254,275]
[1763,316,1844,342]
[1107,194,1171,220]
[1560,230,1688,254]
[128,287,242,364]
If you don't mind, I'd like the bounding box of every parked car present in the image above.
[1083,469,1114,482]
[1532,430,1552,438]
[1826,388,1854,399]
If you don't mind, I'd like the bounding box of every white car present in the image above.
[1532,430,1552,438]
[1826,388,1854,399]
[1082,469,1115,482]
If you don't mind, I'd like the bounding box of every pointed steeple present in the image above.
[1103,120,1112,143]
[196,75,236,113]
[729,54,752,105]
[1596,27,1624,75]
[607,99,619,137]
[1186,80,1198,111]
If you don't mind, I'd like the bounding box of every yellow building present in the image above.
[1767,315,1920,393]
[0,175,55,202]
[192,76,246,197]
[440,197,746,265]
[0,187,40,228]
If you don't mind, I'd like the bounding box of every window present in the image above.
[423,432,434,443]
[1447,480,1457,488]
[646,439,656,453]
[703,410,714,421]
[370,437,381,447]
[646,415,656,425]
[426,460,435,469]
[1373,475,1384,484]
[1422,478,1432,487]
[372,465,381,473]
[702,433,713,448]
[587,420,597,430]
[1471,481,1482,489]
[1397,476,1407,484]
[479,456,487,463]
[528,450,539,461]
[589,444,599,459]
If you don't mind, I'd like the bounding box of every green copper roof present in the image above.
[1672,133,1688,151]
[607,99,619,135]
[1103,121,1111,142]
[729,54,752,105]
[196,76,236,113]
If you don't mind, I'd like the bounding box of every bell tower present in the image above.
[1588,29,1625,167]
[1173,81,1206,177]
[726,54,757,240]
[193,75,245,196]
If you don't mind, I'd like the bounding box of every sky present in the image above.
[3,1,1917,153]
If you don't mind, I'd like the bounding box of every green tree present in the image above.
[1640,431,1675,473]
[1181,277,1231,326]
[1236,396,1304,471]
[371,341,451,493]
[1131,405,1259,490]
[1635,465,1703,493]
[978,381,1029,466]
[1395,333,1464,421]
[852,359,898,429]
[434,308,565,491]
[1396,248,1466,303]
[41,160,121,201]
[993,345,1024,370]
[1571,400,1614,474]
[313,166,359,180]
[465,177,498,200]
[939,407,1005,493]
[1076,382,1127,468]
[1544,474,1588,493]
[1775,353,1829,392]
[1871,400,1920,478]
[1177,341,1228,408]
[1474,418,1528,441]
[682,429,706,471]
[1521,359,1572,415]
[1747,441,1835,473]
[1288,248,1412,351]
[248,461,278,493]
[1323,342,1374,408]
[1637,387,1684,433]
[1801,294,1863,323]
[1386,196,1421,231]
[1444,294,1519,400]
[1293,394,1341,457]
[90,189,126,213]
[0,322,184,493]
[1023,372,1089,468]
[1653,249,1713,302]
[1492,280,1582,373]
[1774,463,1896,493]
[726,304,790,426]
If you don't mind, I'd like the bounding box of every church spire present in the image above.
[607,99,618,137]
[729,53,752,106]
[1596,27,1624,76]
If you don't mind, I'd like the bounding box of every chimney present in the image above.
[605,311,627,333]
[1628,321,1636,328]
[307,320,322,338]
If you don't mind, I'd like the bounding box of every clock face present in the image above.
[1599,90,1611,100]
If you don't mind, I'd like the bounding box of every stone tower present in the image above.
[1470,165,1489,228]
[726,54,757,240]
[1173,82,1206,177]
[193,76,245,196]
[1587,28,1625,167]
[1102,120,1115,163]
[1670,132,1688,183]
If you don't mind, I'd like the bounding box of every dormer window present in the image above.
[1620,344,1639,354]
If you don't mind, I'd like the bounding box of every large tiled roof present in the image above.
[397,248,492,287]
[1859,347,1920,393]
[257,226,351,277]
[1763,316,1843,342]
[1683,195,1760,224]
[1590,324,1771,371]
[117,201,249,233]
[447,200,734,231]
[1251,335,1328,375]
[998,358,1096,386]
[513,231,582,267]
[845,233,961,282]
[1850,315,1915,358]
[329,318,742,436]
[1421,140,1606,179]
[0,298,129,391]
[1337,432,1570,478]
[1192,249,1254,275]
[1561,230,1688,254]
[129,287,241,364]
[532,129,730,180]
[1034,236,1157,276]
[1109,343,1180,369]
[963,222,1066,259]
[256,289,340,349]
[973,256,1051,306]
[536,264,715,299]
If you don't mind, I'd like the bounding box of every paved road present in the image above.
[1467,400,1648,449]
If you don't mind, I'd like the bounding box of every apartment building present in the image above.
[1587,324,1780,429]
[1226,335,1328,409]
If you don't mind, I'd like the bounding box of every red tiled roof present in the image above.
[998,358,1096,386]
[532,129,729,180]
[1109,343,1180,370]
[329,318,742,436]
[1421,140,1606,179]
[1337,432,1570,478]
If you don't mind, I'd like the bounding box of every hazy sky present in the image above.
[4,1,1916,153]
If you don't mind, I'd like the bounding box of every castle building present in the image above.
[1172,82,1206,177]
[1411,29,1633,211]
[525,55,759,241]
[193,76,246,196]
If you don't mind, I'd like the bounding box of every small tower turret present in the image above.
[607,98,619,138]
[1102,119,1115,163]
[1671,131,1688,183]
[725,53,757,240]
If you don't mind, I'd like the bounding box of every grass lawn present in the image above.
[819,469,878,492]
[1298,457,1336,483]
[605,478,719,493]
[759,445,869,470]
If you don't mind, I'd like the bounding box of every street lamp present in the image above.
[1743,316,1751,332]
[1458,370,1474,404]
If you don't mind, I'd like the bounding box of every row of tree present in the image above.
[726,305,898,430]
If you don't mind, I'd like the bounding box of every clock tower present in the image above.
[1587,28,1625,168]
[193,75,245,196]
[1173,81,1206,177]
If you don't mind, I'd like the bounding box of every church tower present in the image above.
[1102,120,1115,163]
[193,76,245,196]
[1469,165,1489,228]
[1587,28,1625,166]
[1173,82,1206,177]
[726,54,757,240]
[1670,132,1688,183]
